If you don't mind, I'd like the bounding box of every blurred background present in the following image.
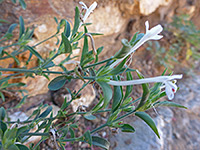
[0,0,200,149]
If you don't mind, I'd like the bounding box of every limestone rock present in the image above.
[139,0,172,15]
[87,2,126,36]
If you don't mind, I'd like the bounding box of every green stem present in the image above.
[90,123,108,134]
[112,109,136,123]
[0,68,65,74]
[1,43,18,49]
[58,138,79,142]
[33,34,57,47]
[89,110,136,134]
[0,34,57,60]
[84,58,113,69]
[74,80,91,97]
[41,53,59,68]
[6,117,56,124]
[20,132,49,136]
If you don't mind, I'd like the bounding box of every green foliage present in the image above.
[120,124,135,133]
[0,0,26,9]
[112,76,123,112]
[48,75,70,91]
[136,71,150,111]
[92,136,110,150]
[0,2,187,149]
[97,81,113,108]
[135,112,160,139]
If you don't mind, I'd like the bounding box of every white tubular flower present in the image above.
[79,1,97,28]
[110,21,163,68]
[107,74,183,100]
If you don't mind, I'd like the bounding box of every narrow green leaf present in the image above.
[84,130,92,146]
[124,72,133,100]
[43,61,55,69]
[71,31,84,43]
[19,0,26,10]
[92,96,104,112]
[108,58,127,75]
[38,106,52,118]
[7,23,18,34]
[136,71,150,110]
[58,18,71,38]
[1,23,17,40]
[24,27,34,40]
[92,136,110,150]
[112,76,122,112]
[129,32,139,45]
[153,101,187,109]
[69,128,75,138]
[114,39,132,59]
[135,112,160,138]
[0,107,6,121]
[149,91,166,105]
[19,16,25,38]
[84,113,96,120]
[16,126,28,137]
[7,144,19,150]
[122,106,135,112]
[61,33,72,53]
[60,97,67,110]
[65,22,71,38]
[80,27,88,66]
[0,47,3,55]
[4,51,20,65]
[0,19,10,23]
[54,17,58,24]
[3,127,17,140]
[16,144,29,150]
[0,129,3,139]
[97,81,112,107]
[130,33,144,46]
[121,97,132,107]
[32,136,48,150]
[72,7,80,37]
[11,0,16,3]
[107,109,121,123]
[25,45,44,62]
[88,32,104,36]
[0,121,7,133]
[48,75,68,91]
[97,66,111,77]
[0,92,5,102]
[120,124,135,133]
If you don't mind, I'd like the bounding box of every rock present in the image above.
[170,75,200,150]
[139,0,172,15]
[109,110,173,150]
[9,111,28,122]
[87,2,126,36]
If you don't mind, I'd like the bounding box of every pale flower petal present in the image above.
[145,21,149,32]
[165,82,174,100]
[109,21,163,68]
[164,80,178,100]
[79,1,88,10]
[150,35,163,40]
[79,1,97,28]
[107,74,182,100]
